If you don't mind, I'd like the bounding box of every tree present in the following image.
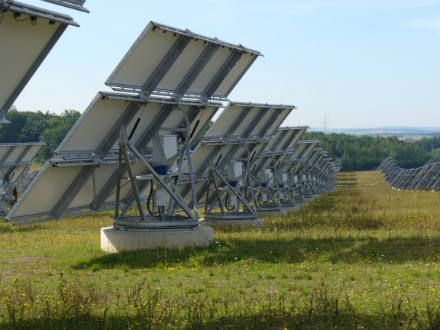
[0,107,81,163]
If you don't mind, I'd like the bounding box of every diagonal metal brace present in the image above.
[251,174,281,207]
[211,162,255,214]
[126,144,196,220]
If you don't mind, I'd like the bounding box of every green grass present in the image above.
[1,171,440,329]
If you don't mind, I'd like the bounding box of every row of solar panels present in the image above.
[3,98,341,225]
[378,157,440,191]
[1,1,341,227]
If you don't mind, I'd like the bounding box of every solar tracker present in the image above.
[176,102,294,222]
[0,1,79,122]
[248,127,308,211]
[6,21,262,226]
[282,141,320,202]
[308,156,332,193]
[296,149,327,197]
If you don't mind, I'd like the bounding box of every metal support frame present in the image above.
[112,118,200,229]
[250,173,281,209]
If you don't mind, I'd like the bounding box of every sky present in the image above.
[9,0,440,129]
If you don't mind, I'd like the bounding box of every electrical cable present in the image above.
[14,14,29,22]
[146,180,161,217]
[257,191,262,206]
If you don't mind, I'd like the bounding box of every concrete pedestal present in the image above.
[201,217,264,228]
[283,205,301,213]
[101,226,213,253]
[295,201,309,207]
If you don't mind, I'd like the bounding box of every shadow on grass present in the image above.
[72,234,440,271]
[0,307,429,330]
[0,223,45,233]
[336,176,358,187]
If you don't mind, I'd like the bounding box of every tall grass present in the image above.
[1,171,440,329]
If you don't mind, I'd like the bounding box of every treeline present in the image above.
[1,108,437,171]
[301,132,432,171]
[0,107,81,163]
[414,136,440,156]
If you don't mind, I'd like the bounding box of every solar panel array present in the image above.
[248,127,308,211]
[378,157,440,191]
[4,19,341,227]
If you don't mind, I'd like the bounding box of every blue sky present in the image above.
[12,0,440,129]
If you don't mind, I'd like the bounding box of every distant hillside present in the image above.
[309,127,440,138]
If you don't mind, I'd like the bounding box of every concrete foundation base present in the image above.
[283,205,301,213]
[257,209,288,217]
[101,225,213,253]
[201,218,264,228]
[295,201,309,207]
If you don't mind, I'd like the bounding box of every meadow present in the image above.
[1,171,440,329]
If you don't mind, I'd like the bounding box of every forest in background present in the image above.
[1,108,438,171]
[301,132,437,171]
[0,107,81,163]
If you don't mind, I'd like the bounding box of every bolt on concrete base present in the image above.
[101,225,213,253]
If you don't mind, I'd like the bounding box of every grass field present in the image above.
[1,171,440,329]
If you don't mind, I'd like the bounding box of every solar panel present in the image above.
[106,22,262,102]
[0,142,45,217]
[0,1,79,120]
